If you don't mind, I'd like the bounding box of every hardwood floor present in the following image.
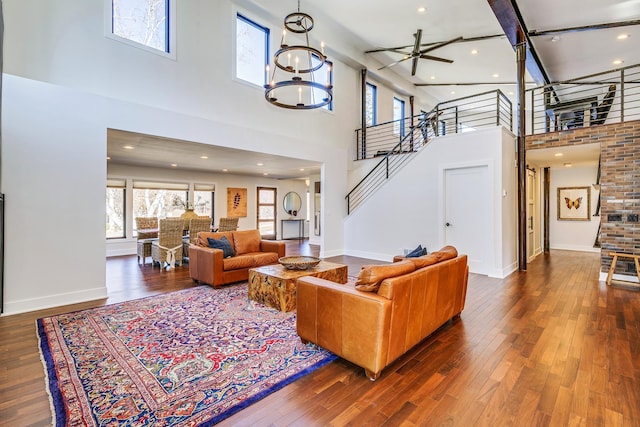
[1,245,638,426]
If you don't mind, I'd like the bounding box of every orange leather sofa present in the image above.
[188,229,286,288]
[296,246,468,380]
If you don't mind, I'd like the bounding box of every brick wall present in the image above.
[527,120,640,276]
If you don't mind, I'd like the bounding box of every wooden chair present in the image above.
[151,218,184,270]
[217,217,239,232]
[135,217,158,239]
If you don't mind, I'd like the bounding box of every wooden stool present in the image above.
[606,252,640,288]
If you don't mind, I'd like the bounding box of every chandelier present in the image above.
[264,1,333,110]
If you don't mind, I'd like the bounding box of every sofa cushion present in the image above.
[406,244,427,258]
[250,251,280,266]
[355,260,415,292]
[197,231,233,247]
[233,229,261,255]
[223,254,256,270]
[207,236,236,258]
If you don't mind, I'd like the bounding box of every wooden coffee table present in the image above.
[248,261,348,312]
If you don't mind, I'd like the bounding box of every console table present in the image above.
[281,218,304,240]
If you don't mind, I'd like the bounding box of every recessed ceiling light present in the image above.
[222,169,228,172]
[564,163,572,167]
[451,91,456,95]
[171,163,178,167]
[299,168,305,171]
[106,156,111,160]
[200,156,208,159]
[492,73,499,78]
[551,36,560,43]
[256,163,264,166]
[554,153,564,157]
[263,172,269,176]
[613,59,624,65]
[471,49,478,55]
[417,7,426,13]
[617,34,629,40]
[123,145,134,150]
[430,76,436,80]
[508,91,514,95]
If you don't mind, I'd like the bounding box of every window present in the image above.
[132,181,188,227]
[310,57,334,111]
[110,0,173,55]
[257,187,276,239]
[193,184,215,218]
[366,83,377,126]
[236,14,269,86]
[393,97,406,136]
[106,179,125,239]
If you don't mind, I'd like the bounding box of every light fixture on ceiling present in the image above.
[617,34,629,40]
[471,49,478,55]
[613,59,624,65]
[264,0,333,110]
[551,36,560,43]
[417,7,426,13]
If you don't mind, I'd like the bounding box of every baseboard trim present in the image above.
[2,287,108,316]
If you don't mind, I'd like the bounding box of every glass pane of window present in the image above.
[133,188,187,220]
[193,191,213,217]
[106,188,125,238]
[366,83,377,126]
[112,0,169,52]
[236,14,269,86]
[393,97,405,136]
[258,221,275,236]
[259,206,275,220]
[310,56,333,110]
[258,188,274,204]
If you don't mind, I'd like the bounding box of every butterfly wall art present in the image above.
[558,187,591,221]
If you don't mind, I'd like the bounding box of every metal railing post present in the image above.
[496,90,501,126]
[620,69,625,123]
[455,106,459,133]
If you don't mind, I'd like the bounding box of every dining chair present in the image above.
[151,218,184,270]
[217,217,239,232]
[183,217,212,259]
[135,216,158,239]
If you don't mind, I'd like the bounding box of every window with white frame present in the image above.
[193,184,215,218]
[110,0,173,55]
[236,13,269,86]
[132,181,188,225]
[366,83,377,126]
[393,97,406,136]
[310,56,334,111]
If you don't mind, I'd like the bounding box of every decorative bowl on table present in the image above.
[278,256,321,270]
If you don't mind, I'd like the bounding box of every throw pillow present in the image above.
[355,260,416,292]
[207,236,236,258]
[406,244,427,258]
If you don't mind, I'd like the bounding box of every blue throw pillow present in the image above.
[406,244,427,258]
[207,236,236,258]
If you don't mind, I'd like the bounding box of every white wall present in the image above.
[344,126,517,278]
[549,166,600,252]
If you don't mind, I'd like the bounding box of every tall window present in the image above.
[257,187,277,239]
[110,0,172,54]
[365,83,377,126]
[310,56,334,111]
[393,97,406,136]
[106,179,125,239]
[236,14,269,86]
[193,184,215,218]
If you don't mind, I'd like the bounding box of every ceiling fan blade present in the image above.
[419,54,454,63]
[411,57,419,76]
[377,56,412,71]
[412,29,423,56]
[365,45,414,54]
[419,36,464,54]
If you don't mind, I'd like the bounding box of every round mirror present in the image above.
[283,192,302,216]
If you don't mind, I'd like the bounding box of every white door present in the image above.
[527,169,537,261]
[444,165,490,274]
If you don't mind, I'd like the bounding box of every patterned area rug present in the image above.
[37,283,336,426]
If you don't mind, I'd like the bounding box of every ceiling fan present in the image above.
[365,29,463,76]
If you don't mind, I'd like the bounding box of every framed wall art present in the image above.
[557,186,590,221]
[227,187,247,218]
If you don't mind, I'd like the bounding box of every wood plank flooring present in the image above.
[1,245,638,426]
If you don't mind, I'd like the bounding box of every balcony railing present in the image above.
[347,90,512,214]
[527,64,640,135]
[355,90,512,160]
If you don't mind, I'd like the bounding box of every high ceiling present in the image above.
[110,0,639,175]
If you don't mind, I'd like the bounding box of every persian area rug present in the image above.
[37,283,337,426]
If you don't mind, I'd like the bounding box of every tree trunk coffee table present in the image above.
[248,261,348,312]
